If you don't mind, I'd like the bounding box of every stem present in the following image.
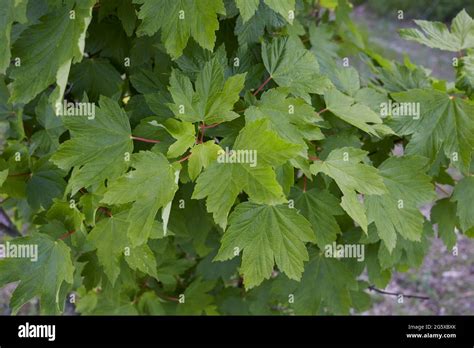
[130,136,160,144]
[308,155,319,161]
[303,175,307,193]
[59,230,76,240]
[199,122,205,143]
[316,108,328,115]
[178,153,191,163]
[200,122,220,130]
[252,76,272,96]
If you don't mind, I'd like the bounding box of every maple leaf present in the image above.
[290,187,344,249]
[51,96,133,195]
[245,88,324,157]
[451,176,474,233]
[324,88,393,137]
[8,0,95,104]
[293,251,358,314]
[101,151,178,246]
[0,0,28,74]
[0,234,74,314]
[399,9,474,52]
[193,119,300,228]
[389,88,474,173]
[168,57,246,124]
[133,0,226,58]
[261,36,332,102]
[365,156,436,252]
[215,202,315,289]
[310,147,387,232]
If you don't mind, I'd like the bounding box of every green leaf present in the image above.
[124,243,158,279]
[0,0,28,74]
[9,0,95,104]
[188,140,221,180]
[293,251,357,314]
[168,58,246,124]
[87,212,129,284]
[234,0,259,22]
[431,198,457,249]
[0,233,74,314]
[451,176,474,232]
[0,169,8,187]
[69,58,124,102]
[390,89,474,173]
[193,119,300,228]
[149,119,196,158]
[51,96,133,195]
[245,88,324,157]
[263,0,295,24]
[456,53,474,96]
[399,9,474,52]
[310,147,387,232]
[325,88,391,137]
[290,186,344,249]
[215,202,315,289]
[176,278,216,315]
[234,1,286,45]
[134,0,226,58]
[27,157,67,210]
[101,151,178,246]
[365,156,436,252]
[262,36,332,102]
[30,95,66,156]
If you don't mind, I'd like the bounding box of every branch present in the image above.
[368,285,430,300]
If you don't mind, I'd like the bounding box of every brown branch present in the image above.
[368,285,430,300]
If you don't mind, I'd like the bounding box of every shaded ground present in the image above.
[352,4,454,81]
[365,235,474,315]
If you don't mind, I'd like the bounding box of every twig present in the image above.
[368,285,430,300]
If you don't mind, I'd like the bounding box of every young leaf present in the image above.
[168,58,246,124]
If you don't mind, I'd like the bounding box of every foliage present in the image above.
[0,0,473,315]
